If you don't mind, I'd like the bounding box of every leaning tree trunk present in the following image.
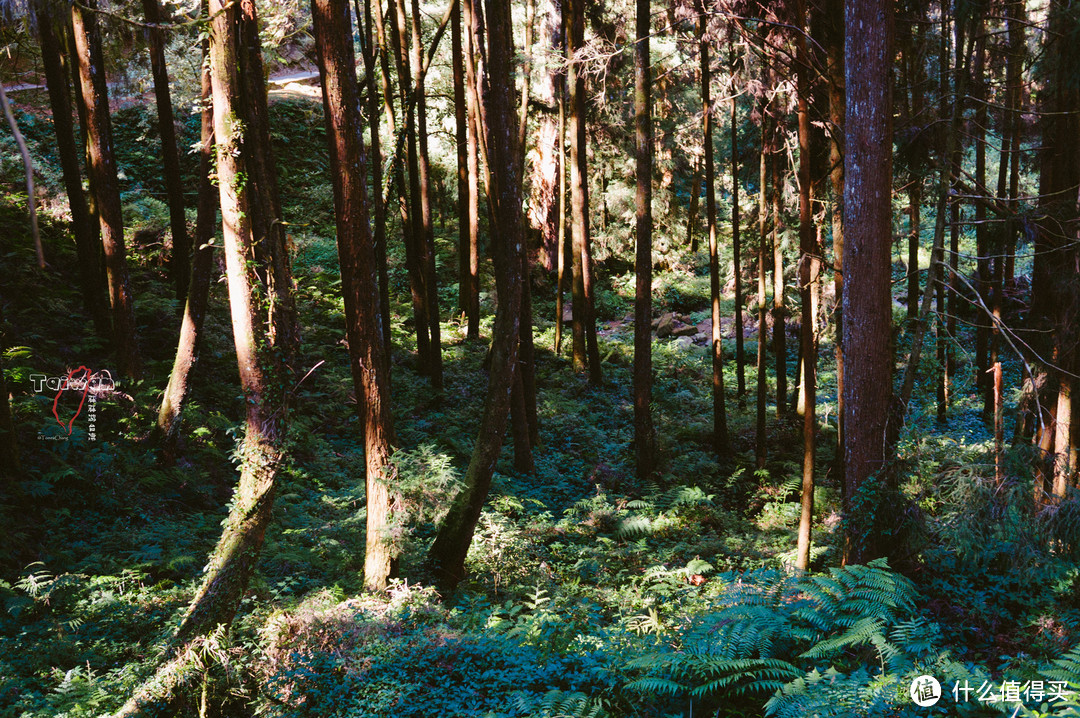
[33,2,108,333]
[428,0,524,592]
[141,0,190,300]
[842,0,893,566]
[71,0,140,380]
[112,0,297,713]
[633,0,655,480]
[312,0,398,590]
[155,24,217,465]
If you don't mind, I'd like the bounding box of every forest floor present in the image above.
[0,96,1078,718]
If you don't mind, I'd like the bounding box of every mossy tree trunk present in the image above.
[112,0,296,712]
[428,0,524,592]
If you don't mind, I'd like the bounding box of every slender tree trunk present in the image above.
[428,0,523,592]
[634,0,655,479]
[313,0,398,589]
[771,145,786,416]
[700,10,728,454]
[686,161,700,251]
[794,0,816,571]
[411,0,444,389]
[756,113,769,469]
[155,28,216,465]
[113,1,296,711]
[453,0,469,323]
[141,0,189,300]
[567,0,601,384]
[389,0,431,371]
[972,22,989,402]
[464,0,482,340]
[842,0,893,566]
[33,3,108,333]
[71,0,140,380]
[362,0,392,354]
[554,42,567,354]
[826,0,844,491]
[730,24,745,406]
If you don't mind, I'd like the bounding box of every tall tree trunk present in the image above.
[155,27,217,465]
[825,0,844,491]
[700,9,729,454]
[756,113,769,470]
[389,0,432,371]
[141,0,189,301]
[730,24,745,406]
[113,1,296,712]
[771,144,786,416]
[842,0,893,566]
[33,3,108,333]
[634,0,655,479]
[71,0,140,380]
[794,0,816,572]
[464,0,482,340]
[313,0,398,589]
[526,0,562,272]
[567,0,601,384]
[411,0,444,389]
[428,0,523,592]
[362,0,392,354]
[554,32,567,354]
[453,0,470,323]
[972,21,989,405]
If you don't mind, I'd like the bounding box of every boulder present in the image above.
[656,312,675,338]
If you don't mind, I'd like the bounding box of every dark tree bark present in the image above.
[388,0,432,371]
[771,130,786,417]
[686,161,701,251]
[428,0,524,592]
[633,0,656,480]
[155,25,217,465]
[113,1,296,712]
[410,0,444,390]
[34,2,108,333]
[755,112,769,470]
[141,0,190,301]
[463,0,482,340]
[794,0,816,572]
[453,0,470,321]
[825,0,844,490]
[567,0,601,384]
[730,23,745,405]
[842,0,893,566]
[700,9,728,455]
[312,0,398,589]
[360,0,392,354]
[71,0,140,380]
